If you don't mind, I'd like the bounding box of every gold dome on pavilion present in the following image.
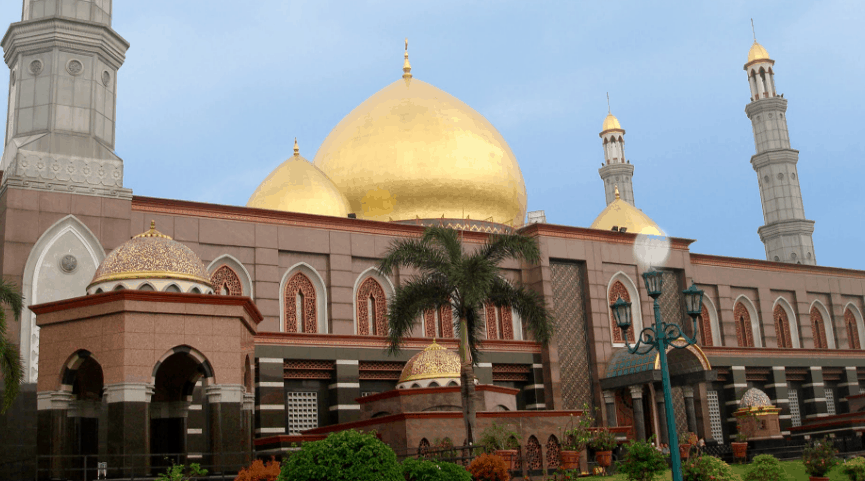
[747,42,770,63]
[398,341,461,383]
[602,112,622,132]
[313,42,527,226]
[590,186,664,235]
[247,139,351,217]
[89,221,213,288]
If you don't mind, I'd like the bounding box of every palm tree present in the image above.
[0,279,24,414]
[378,227,554,445]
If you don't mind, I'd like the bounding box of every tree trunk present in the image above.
[458,314,476,445]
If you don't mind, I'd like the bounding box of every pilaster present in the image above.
[329,359,361,424]
[724,366,747,441]
[802,367,828,420]
[838,366,860,415]
[682,386,698,434]
[765,367,791,435]
[603,390,617,427]
[103,382,154,477]
[523,359,546,410]
[255,357,286,436]
[205,384,248,474]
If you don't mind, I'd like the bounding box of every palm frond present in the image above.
[0,279,24,320]
[385,275,452,355]
[377,236,449,277]
[478,232,541,265]
[488,277,555,346]
[0,339,23,413]
[421,227,463,265]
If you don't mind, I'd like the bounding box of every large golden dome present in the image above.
[89,221,212,288]
[247,140,350,217]
[398,341,461,384]
[590,187,664,235]
[313,48,527,225]
[747,42,770,63]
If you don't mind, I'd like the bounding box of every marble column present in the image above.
[205,384,248,474]
[330,359,361,423]
[839,366,861,415]
[36,390,74,479]
[629,385,646,441]
[104,382,154,477]
[683,386,698,434]
[802,367,828,421]
[655,389,669,445]
[603,391,617,427]
[255,358,286,437]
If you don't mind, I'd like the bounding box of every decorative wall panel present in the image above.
[550,262,593,410]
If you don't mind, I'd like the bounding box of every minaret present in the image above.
[0,0,131,199]
[744,30,816,265]
[598,98,635,206]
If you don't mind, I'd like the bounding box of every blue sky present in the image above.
[2,1,863,269]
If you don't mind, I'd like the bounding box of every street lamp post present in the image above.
[610,268,704,481]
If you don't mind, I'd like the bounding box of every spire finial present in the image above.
[607,92,611,114]
[402,38,412,80]
[150,220,156,230]
[751,18,756,43]
[614,185,620,200]
[294,137,299,156]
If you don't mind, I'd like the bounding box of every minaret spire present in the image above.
[294,137,299,156]
[607,92,611,113]
[402,38,412,80]
[751,18,756,42]
[598,101,635,206]
[744,33,816,264]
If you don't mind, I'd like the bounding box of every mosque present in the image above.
[2,1,865,479]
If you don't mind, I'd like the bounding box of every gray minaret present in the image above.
[0,0,131,199]
[598,109,635,206]
[744,39,816,265]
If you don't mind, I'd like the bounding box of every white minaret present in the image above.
[1,0,131,199]
[744,31,816,265]
[598,99,635,206]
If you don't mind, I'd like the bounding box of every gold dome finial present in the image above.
[614,185,620,199]
[150,220,156,230]
[294,137,299,156]
[402,38,412,80]
[751,18,756,43]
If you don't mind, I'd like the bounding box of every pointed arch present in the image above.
[163,283,181,293]
[151,345,215,386]
[809,300,835,349]
[280,262,328,334]
[284,272,318,333]
[526,435,542,470]
[424,305,455,339]
[21,215,106,383]
[607,272,644,346]
[733,295,761,348]
[138,282,155,291]
[353,267,394,336]
[418,438,430,457]
[545,435,561,469]
[773,297,800,348]
[699,295,721,347]
[844,303,864,350]
[207,254,253,299]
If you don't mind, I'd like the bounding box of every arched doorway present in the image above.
[150,350,212,470]
[60,351,105,481]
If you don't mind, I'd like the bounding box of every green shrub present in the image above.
[401,457,471,481]
[278,430,402,481]
[743,454,785,481]
[615,437,667,481]
[478,422,520,454]
[590,428,618,452]
[802,438,839,477]
[466,453,509,481]
[842,456,865,481]
[156,463,208,481]
[682,454,739,481]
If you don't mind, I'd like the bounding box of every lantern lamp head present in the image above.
[642,268,663,299]
[611,296,633,331]
[682,282,705,318]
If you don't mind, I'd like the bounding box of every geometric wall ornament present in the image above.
[550,262,593,410]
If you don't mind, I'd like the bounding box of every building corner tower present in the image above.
[598,111,635,206]
[744,39,816,265]
[1,0,131,200]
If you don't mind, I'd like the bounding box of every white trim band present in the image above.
[187,428,202,434]
[258,358,284,364]
[329,404,361,411]
[524,384,545,391]
[336,360,359,365]
[526,403,547,410]
[255,427,286,434]
[256,405,285,411]
[329,383,360,389]
[256,382,284,388]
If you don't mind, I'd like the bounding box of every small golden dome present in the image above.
[89,221,212,288]
[398,341,461,383]
[590,186,664,235]
[313,49,527,226]
[602,112,622,132]
[247,140,351,217]
[747,42,770,63]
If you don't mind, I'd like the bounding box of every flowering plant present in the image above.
[802,438,839,477]
[681,453,738,481]
[589,428,618,452]
[562,403,596,451]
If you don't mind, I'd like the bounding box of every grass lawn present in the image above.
[573,459,849,480]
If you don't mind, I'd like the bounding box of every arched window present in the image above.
[811,306,828,349]
[418,438,430,457]
[546,435,560,469]
[357,277,387,336]
[285,272,317,333]
[698,303,712,346]
[734,302,754,347]
[846,308,861,350]
[484,303,513,340]
[774,304,793,348]
[211,265,243,296]
[424,305,454,338]
[164,284,181,293]
[609,281,633,343]
[526,435,542,470]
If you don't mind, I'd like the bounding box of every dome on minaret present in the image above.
[590,186,663,235]
[602,112,622,132]
[312,40,527,226]
[747,41,770,63]
[247,139,351,217]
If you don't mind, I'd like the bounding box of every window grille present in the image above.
[286,391,318,434]
[789,389,801,427]
[707,390,723,444]
[825,388,836,416]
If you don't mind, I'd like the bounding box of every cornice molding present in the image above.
[690,253,865,279]
[520,222,695,251]
[3,16,129,68]
[702,346,865,359]
[254,331,542,353]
